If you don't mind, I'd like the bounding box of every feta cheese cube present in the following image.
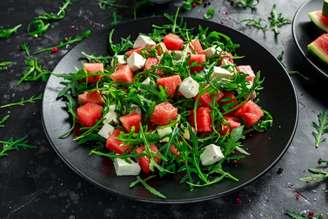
[157,127,172,138]
[113,158,141,176]
[204,46,222,58]
[117,55,126,65]
[104,106,118,124]
[133,35,156,49]
[127,52,146,71]
[108,104,116,112]
[211,66,234,80]
[156,42,168,55]
[178,77,199,98]
[141,77,151,85]
[98,123,114,139]
[200,144,224,166]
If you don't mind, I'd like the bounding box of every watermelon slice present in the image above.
[323,0,328,17]
[308,10,328,32]
[308,34,328,64]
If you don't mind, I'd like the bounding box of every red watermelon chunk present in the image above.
[119,112,141,133]
[111,64,133,83]
[135,145,160,174]
[126,47,143,57]
[163,33,184,50]
[235,100,264,127]
[150,102,178,126]
[156,75,182,96]
[77,102,103,127]
[106,129,129,154]
[308,34,328,64]
[83,63,104,84]
[189,107,212,133]
[188,54,206,72]
[78,90,104,106]
[144,57,158,70]
[189,39,204,54]
[220,116,241,135]
[220,53,234,66]
[197,91,225,107]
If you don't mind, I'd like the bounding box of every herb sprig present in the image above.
[312,110,328,148]
[286,210,324,219]
[203,7,215,20]
[0,94,42,109]
[241,18,268,33]
[0,137,35,158]
[27,0,72,37]
[228,0,259,9]
[0,24,21,39]
[300,168,328,183]
[0,114,10,128]
[0,61,15,70]
[33,30,92,55]
[268,4,291,36]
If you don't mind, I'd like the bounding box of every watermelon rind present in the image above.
[323,0,328,17]
[308,41,328,64]
[308,11,328,32]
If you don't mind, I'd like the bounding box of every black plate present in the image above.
[42,16,298,204]
[293,0,328,79]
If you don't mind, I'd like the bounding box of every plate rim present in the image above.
[292,0,328,79]
[42,16,299,204]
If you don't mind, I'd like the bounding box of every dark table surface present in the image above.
[0,0,328,218]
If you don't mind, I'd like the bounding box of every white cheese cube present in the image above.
[98,123,114,139]
[113,158,141,176]
[130,104,141,114]
[211,66,234,80]
[108,104,116,112]
[200,144,224,166]
[133,35,156,49]
[104,109,118,124]
[127,52,146,71]
[157,127,172,138]
[178,77,199,98]
[204,46,222,58]
[117,55,126,65]
[156,42,168,55]
[141,77,151,85]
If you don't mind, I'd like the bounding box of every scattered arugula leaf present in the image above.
[0,94,42,109]
[300,168,328,183]
[33,30,92,54]
[27,0,72,37]
[286,210,324,219]
[0,61,15,70]
[18,57,51,84]
[228,0,259,9]
[0,136,35,158]
[0,114,10,128]
[129,175,156,188]
[0,24,21,39]
[203,7,215,20]
[312,110,328,148]
[241,18,268,33]
[268,4,290,36]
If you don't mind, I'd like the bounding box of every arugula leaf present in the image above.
[252,110,273,132]
[33,30,92,54]
[286,210,324,219]
[0,94,42,109]
[228,0,259,9]
[0,114,10,128]
[300,168,328,183]
[203,7,215,20]
[0,24,21,39]
[312,110,328,148]
[0,136,36,158]
[134,176,167,199]
[108,29,133,54]
[27,0,72,37]
[0,61,15,70]
[241,18,268,33]
[18,57,51,84]
[268,4,290,36]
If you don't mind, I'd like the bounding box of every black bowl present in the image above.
[42,16,298,204]
[293,0,328,79]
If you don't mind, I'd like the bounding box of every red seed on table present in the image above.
[308,211,315,218]
[51,47,59,54]
[235,196,241,204]
[295,191,301,200]
[192,3,197,8]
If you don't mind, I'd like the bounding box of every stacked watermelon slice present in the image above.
[308,0,328,64]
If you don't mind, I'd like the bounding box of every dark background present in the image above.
[0,0,327,218]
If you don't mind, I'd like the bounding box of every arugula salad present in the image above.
[56,14,273,198]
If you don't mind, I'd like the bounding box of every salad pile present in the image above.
[57,15,273,198]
